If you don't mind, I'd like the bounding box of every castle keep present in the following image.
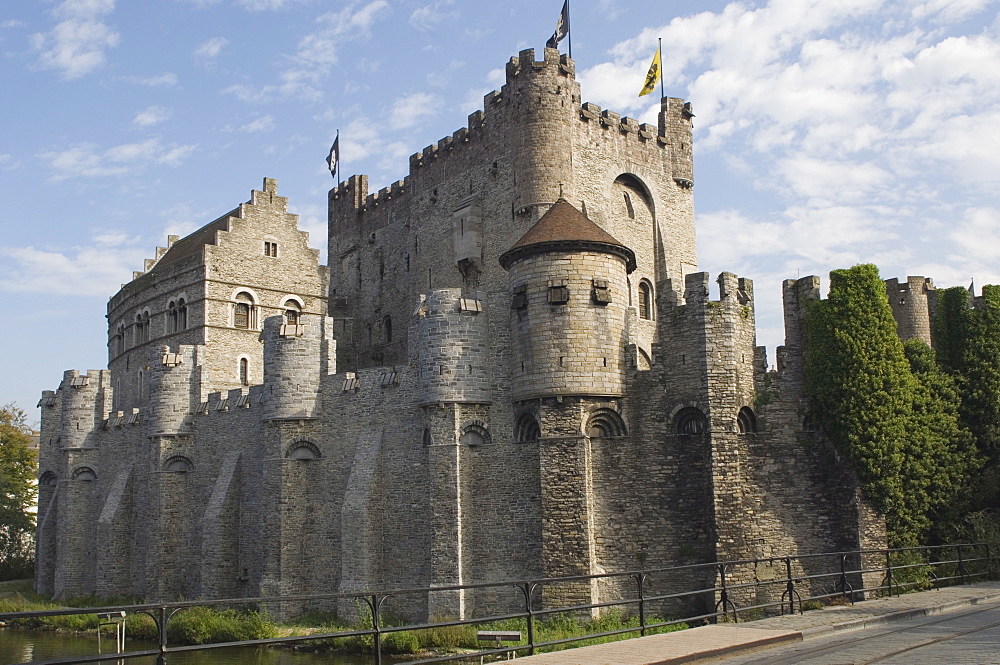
[36,48,891,618]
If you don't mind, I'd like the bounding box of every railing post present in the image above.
[957,544,968,585]
[370,594,382,665]
[633,573,647,636]
[715,563,737,623]
[522,582,537,656]
[885,550,895,597]
[783,558,798,615]
[158,606,168,653]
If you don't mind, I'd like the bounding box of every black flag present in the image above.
[326,135,339,178]
[546,1,570,49]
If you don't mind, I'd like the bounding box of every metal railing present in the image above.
[1,542,991,665]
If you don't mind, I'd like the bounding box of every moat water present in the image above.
[0,629,378,665]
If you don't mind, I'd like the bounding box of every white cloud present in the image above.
[31,0,119,80]
[0,241,146,297]
[389,92,443,129]
[225,0,390,103]
[226,115,276,133]
[132,105,171,128]
[0,154,19,170]
[121,72,179,87]
[40,139,197,180]
[194,36,228,62]
[236,0,309,9]
[950,207,1000,263]
[410,0,456,31]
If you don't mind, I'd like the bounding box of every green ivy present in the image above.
[805,265,974,546]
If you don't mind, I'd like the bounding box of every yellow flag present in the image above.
[639,46,661,97]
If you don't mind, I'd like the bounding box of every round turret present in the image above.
[500,199,635,401]
[416,289,490,404]
[147,345,196,435]
[58,370,109,449]
[262,314,323,419]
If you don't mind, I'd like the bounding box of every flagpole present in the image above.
[658,38,664,99]
[567,0,572,59]
[335,129,340,185]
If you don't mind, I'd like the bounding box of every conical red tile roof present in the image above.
[499,199,636,272]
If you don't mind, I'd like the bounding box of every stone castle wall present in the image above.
[34,45,901,622]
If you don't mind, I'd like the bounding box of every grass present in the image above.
[0,584,276,646]
[2,583,687,657]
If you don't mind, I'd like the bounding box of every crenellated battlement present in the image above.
[663,272,754,311]
[328,47,680,227]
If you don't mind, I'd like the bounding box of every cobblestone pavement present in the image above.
[515,581,1000,665]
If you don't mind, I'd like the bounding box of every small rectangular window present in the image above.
[459,298,483,312]
[234,303,250,329]
[511,286,528,310]
[548,280,569,304]
[264,241,279,257]
[592,278,611,304]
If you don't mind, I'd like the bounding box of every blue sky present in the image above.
[2,0,999,421]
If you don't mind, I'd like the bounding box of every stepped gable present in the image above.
[499,198,636,272]
[149,209,237,273]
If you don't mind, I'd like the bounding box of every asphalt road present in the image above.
[702,598,1000,664]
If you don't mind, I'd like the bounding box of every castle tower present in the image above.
[885,276,935,346]
[51,370,110,598]
[500,199,635,608]
[258,313,334,608]
[503,48,581,213]
[413,288,491,618]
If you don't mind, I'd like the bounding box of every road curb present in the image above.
[798,588,1000,640]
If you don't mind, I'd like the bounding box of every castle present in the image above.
[35,47,900,619]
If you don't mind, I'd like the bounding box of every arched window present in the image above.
[137,369,146,401]
[234,292,255,329]
[113,323,125,356]
[460,422,490,447]
[675,407,708,435]
[134,311,150,345]
[167,300,177,333]
[177,298,187,330]
[72,466,97,481]
[284,301,301,325]
[515,413,541,442]
[286,441,321,460]
[638,281,653,320]
[383,315,393,343]
[239,357,249,386]
[586,408,628,438]
[40,471,58,486]
[164,456,193,473]
[737,407,758,434]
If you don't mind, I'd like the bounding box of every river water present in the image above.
[0,629,376,665]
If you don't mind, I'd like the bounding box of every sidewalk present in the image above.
[514,581,1000,665]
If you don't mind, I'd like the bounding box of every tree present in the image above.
[0,403,37,580]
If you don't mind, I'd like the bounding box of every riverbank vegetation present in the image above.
[0,584,685,655]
